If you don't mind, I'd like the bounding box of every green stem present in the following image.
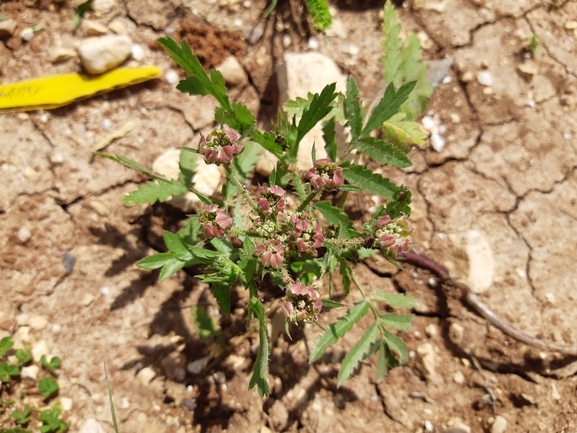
[350,271,380,319]
[297,190,319,212]
[225,165,260,214]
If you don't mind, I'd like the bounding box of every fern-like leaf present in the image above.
[123,179,189,206]
[305,0,332,30]
[342,165,400,199]
[337,322,379,386]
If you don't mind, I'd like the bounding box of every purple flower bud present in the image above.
[199,204,233,239]
[198,125,242,165]
[305,159,344,191]
[280,282,322,322]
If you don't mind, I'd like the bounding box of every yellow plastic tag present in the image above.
[0,66,163,112]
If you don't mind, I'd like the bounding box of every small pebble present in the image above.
[442,75,453,84]
[213,371,226,384]
[431,132,446,152]
[61,397,73,411]
[477,70,494,86]
[248,26,263,44]
[424,420,434,431]
[307,37,319,50]
[425,324,438,338]
[453,370,465,385]
[81,294,94,306]
[182,399,196,411]
[31,340,49,363]
[491,415,507,433]
[165,70,179,84]
[64,251,75,274]
[21,365,39,380]
[187,356,210,374]
[101,118,112,130]
[136,366,156,385]
[131,44,144,61]
[100,286,111,296]
[17,226,31,243]
[21,27,34,42]
[30,315,48,330]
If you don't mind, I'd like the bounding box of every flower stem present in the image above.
[297,190,319,212]
[225,165,260,213]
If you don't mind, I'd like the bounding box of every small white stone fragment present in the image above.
[78,34,133,74]
[424,420,434,431]
[92,0,116,13]
[416,342,440,383]
[30,315,48,330]
[81,294,94,306]
[431,132,446,152]
[213,371,226,384]
[0,19,17,37]
[31,340,49,363]
[101,118,112,130]
[80,19,109,36]
[477,70,494,87]
[248,26,263,44]
[80,418,105,433]
[100,286,111,296]
[490,415,508,433]
[136,366,156,385]
[442,75,453,84]
[21,365,39,380]
[21,27,34,42]
[165,69,179,84]
[187,356,211,374]
[61,397,73,411]
[453,370,465,385]
[564,20,577,30]
[282,34,292,47]
[17,227,31,244]
[464,230,495,294]
[50,47,77,63]
[108,19,127,34]
[131,44,144,61]
[215,55,247,86]
[425,324,438,338]
[307,37,319,50]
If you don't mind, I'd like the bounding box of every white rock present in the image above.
[453,370,465,385]
[29,315,48,330]
[15,325,30,344]
[415,342,440,383]
[131,44,144,61]
[152,147,221,212]
[307,37,319,50]
[187,356,210,374]
[425,324,438,338]
[215,55,247,87]
[108,18,127,34]
[21,27,34,42]
[17,226,31,243]
[213,371,226,384]
[81,294,94,306]
[49,47,77,63]
[61,397,73,411]
[80,418,105,433]
[431,132,446,152]
[0,19,17,37]
[21,365,39,380]
[136,366,156,385]
[31,340,49,363]
[464,230,495,294]
[78,34,132,75]
[477,70,494,87]
[80,19,109,36]
[165,69,179,84]
[490,415,508,433]
[92,0,116,13]
[564,20,577,30]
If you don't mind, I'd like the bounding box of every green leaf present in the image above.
[249,130,283,158]
[322,299,344,308]
[0,337,14,356]
[322,117,337,162]
[159,37,231,111]
[385,185,412,219]
[123,179,189,206]
[225,140,263,201]
[215,103,255,135]
[309,299,370,363]
[382,1,432,119]
[178,216,201,245]
[14,348,31,365]
[192,306,216,340]
[158,258,187,281]
[39,408,68,433]
[342,165,400,199]
[338,258,353,295]
[344,77,363,143]
[383,329,409,364]
[382,112,427,147]
[376,341,388,381]
[369,291,416,309]
[38,377,59,399]
[379,313,413,331]
[248,296,270,396]
[137,252,178,270]
[296,83,338,149]
[314,201,358,239]
[11,406,31,425]
[94,153,164,180]
[41,355,61,372]
[305,0,332,30]
[0,363,19,382]
[179,146,197,189]
[163,231,192,259]
[354,137,412,169]
[362,81,416,135]
[213,284,231,315]
[337,322,379,386]
[73,0,93,26]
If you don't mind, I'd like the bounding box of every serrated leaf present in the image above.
[337,322,379,386]
[379,313,413,331]
[362,81,416,135]
[179,146,197,188]
[249,130,283,158]
[385,185,412,219]
[248,296,270,396]
[376,341,388,381]
[338,257,352,296]
[354,136,412,168]
[213,284,231,314]
[382,112,427,147]
[322,117,337,162]
[342,165,400,199]
[305,0,332,30]
[163,231,191,258]
[296,83,338,148]
[369,291,416,309]
[344,77,363,142]
[158,258,187,281]
[137,252,177,270]
[159,37,231,111]
[314,201,359,239]
[123,179,189,206]
[322,299,345,308]
[95,153,164,180]
[192,306,216,340]
[383,329,409,364]
[309,299,369,363]
[215,102,255,134]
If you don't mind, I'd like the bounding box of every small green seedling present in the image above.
[38,377,59,399]
[41,356,62,373]
[11,407,31,426]
[525,34,540,55]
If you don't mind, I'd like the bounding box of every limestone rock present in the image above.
[78,34,132,74]
[216,55,248,87]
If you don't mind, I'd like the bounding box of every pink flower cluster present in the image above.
[374,215,412,256]
[280,281,323,322]
[305,158,344,191]
[256,185,286,214]
[287,212,324,254]
[199,204,233,239]
[198,125,241,165]
[254,239,285,269]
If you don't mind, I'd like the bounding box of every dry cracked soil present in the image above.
[1,0,577,432]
